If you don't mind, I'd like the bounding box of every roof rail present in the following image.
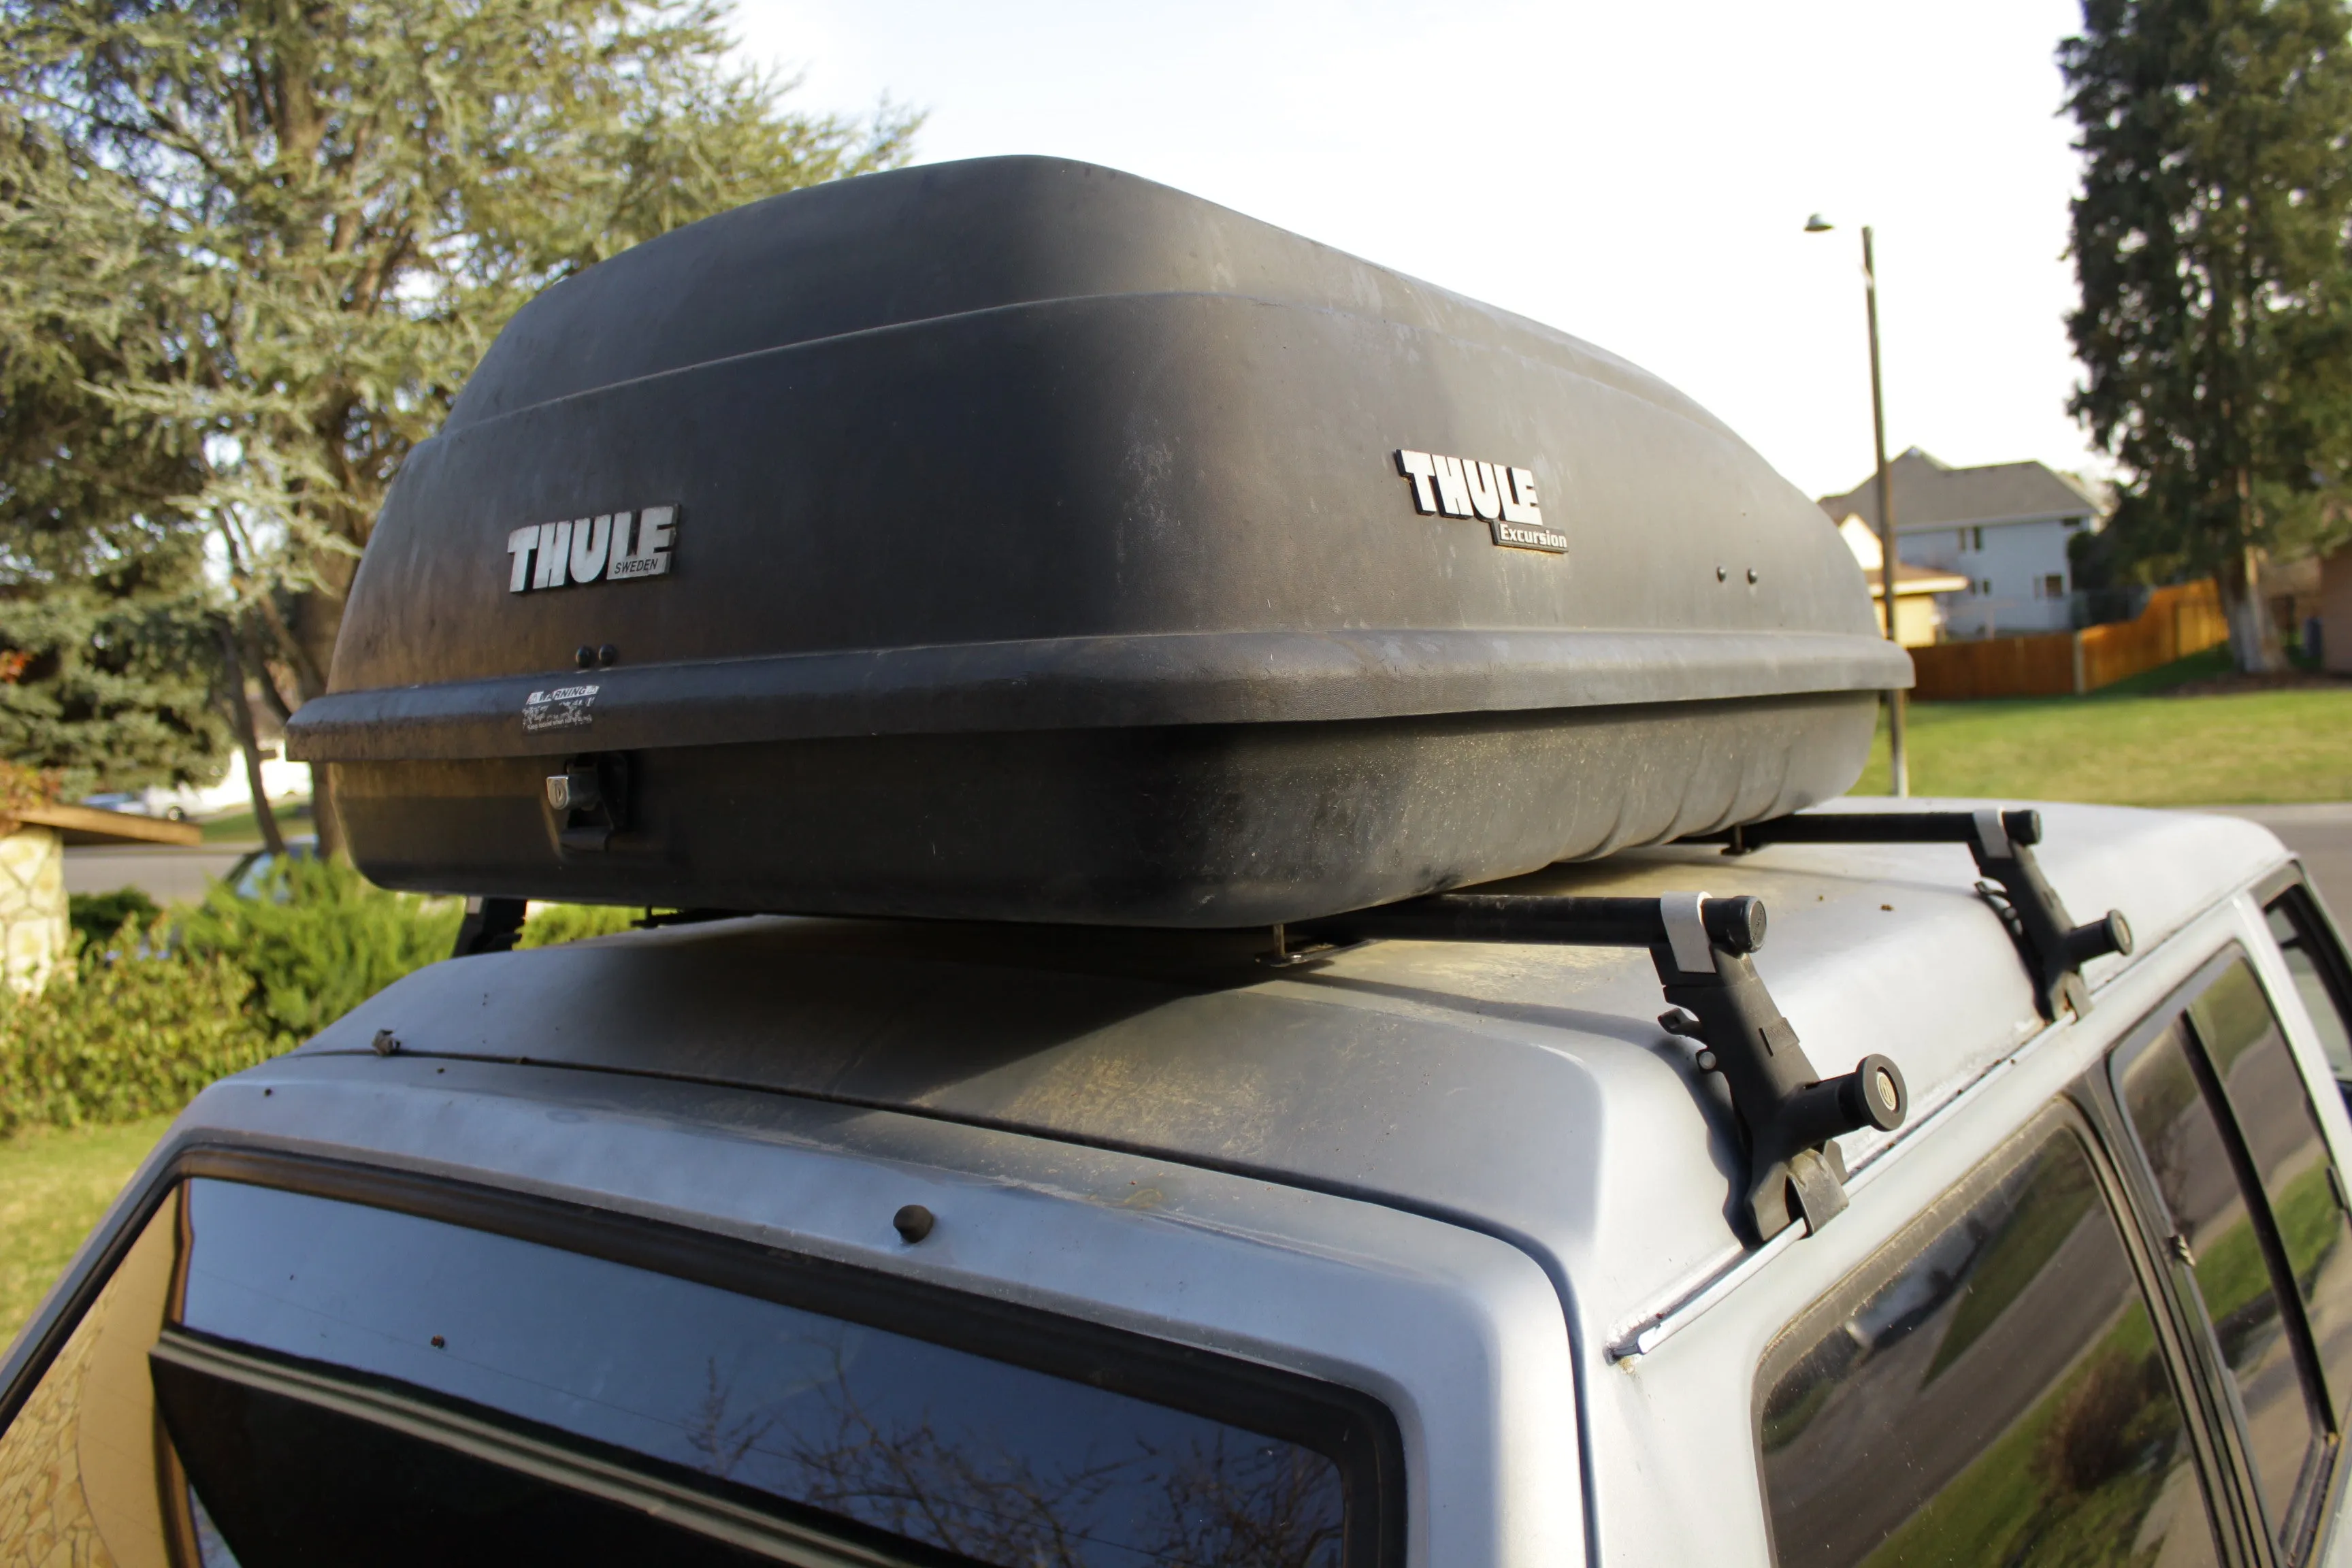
[1291,894,1906,1243]
[1718,808,2132,1022]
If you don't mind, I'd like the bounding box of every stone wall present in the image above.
[0,823,68,992]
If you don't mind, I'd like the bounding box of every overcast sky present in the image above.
[731,0,2096,504]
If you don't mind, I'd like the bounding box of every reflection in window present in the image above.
[1759,1118,2216,1568]
[163,1179,1356,1568]
[2120,1013,2325,1552]
[0,1190,182,1567]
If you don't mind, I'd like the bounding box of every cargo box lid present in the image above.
[289,157,1909,925]
[292,155,1904,760]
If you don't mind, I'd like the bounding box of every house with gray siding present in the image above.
[1818,449,2104,637]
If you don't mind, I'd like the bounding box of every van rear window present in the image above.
[156,1177,1375,1568]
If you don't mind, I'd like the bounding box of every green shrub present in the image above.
[68,888,161,950]
[0,919,278,1137]
[518,902,642,948]
[3,860,465,1137]
[176,855,463,1039]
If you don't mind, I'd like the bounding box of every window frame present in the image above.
[10,1143,1408,1568]
[2093,944,2352,1566]
[2257,868,2352,1095]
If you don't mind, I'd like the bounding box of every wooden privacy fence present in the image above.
[1908,581,2228,701]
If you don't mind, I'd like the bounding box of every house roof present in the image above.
[1818,448,2101,531]
[6,802,199,847]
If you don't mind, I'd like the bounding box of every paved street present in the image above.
[2199,804,2352,917]
[64,844,252,904]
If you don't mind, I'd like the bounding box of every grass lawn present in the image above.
[1851,650,2352,804]
[0,1116,173,1348]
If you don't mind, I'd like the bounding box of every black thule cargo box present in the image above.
[287,156,1910,926]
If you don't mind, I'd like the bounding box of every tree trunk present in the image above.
[2219,542,2289,673]
[289,558,353,859]
[306,762,340,860]
[216,624,286,857]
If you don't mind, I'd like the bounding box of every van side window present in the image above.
[2265,886,2352,1088]
[1757,1113,2219,1568]
[2185,959,2352,1424]
[2114,1014,2325,1550]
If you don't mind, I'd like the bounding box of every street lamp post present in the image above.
[1807,214,1909,797]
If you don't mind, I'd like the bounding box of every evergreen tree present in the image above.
[0,558,228,799]
[2062,0,2352,672]
[0,0,915,836]
[0,106,227,792]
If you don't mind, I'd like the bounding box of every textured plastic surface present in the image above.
[290,156,1909,924]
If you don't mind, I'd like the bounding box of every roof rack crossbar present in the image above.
[1720,808,2133,1021]
[1294,893,1906,1243]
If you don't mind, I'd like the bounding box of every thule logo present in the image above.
[506,506,678,593]
[1393,451,1565,553]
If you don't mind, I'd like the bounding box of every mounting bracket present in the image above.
[1720,808,2132,1021]
[1293,893,1906,1242]
[452,896,527,958]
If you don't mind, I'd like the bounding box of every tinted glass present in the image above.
[167,1178,1352,1568]
[2266,894,2352,1084]
[2189,960,2352,1422]
[2120,1017,2323,1548]
[1758,1119,2217,1568]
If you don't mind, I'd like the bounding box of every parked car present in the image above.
[79,787,197,822]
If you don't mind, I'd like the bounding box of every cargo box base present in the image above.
[334,692,1875,928]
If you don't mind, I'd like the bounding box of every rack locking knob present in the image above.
[1780,1053,1909,1149]
[2064,910,2133,966]
[1702,895,1767,955]
[1842,1054,1909,1131]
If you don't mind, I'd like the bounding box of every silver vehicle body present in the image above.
[9,797,2351,1565]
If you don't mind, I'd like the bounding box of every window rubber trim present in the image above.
[14,1139,1405,1568]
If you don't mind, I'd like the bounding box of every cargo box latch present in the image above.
[544,753,630,853]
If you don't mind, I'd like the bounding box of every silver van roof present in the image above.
[291,800,2287,1352]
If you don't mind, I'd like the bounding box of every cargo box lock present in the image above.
[545,753,630,853]
[1296,892,1908,1243]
